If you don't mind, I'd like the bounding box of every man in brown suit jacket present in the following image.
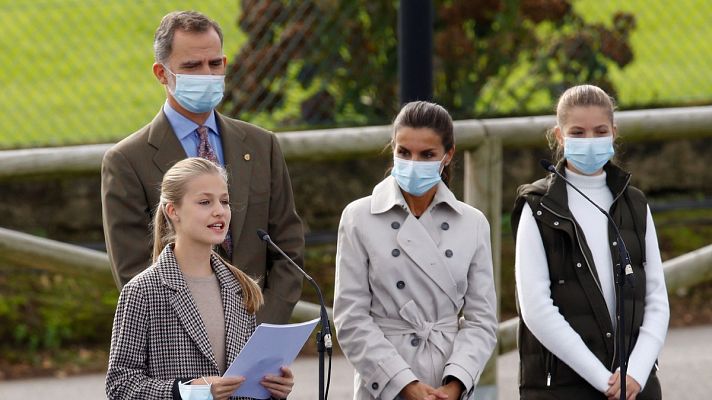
[101,10,304,324]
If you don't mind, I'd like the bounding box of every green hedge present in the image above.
[0,265,117,351]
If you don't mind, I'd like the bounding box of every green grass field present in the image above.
[574,0,712,107]
[0,0,244,149]
[0,0,711,149]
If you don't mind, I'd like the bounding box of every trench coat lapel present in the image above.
[216,113,252,249]
[397,214,459,307]
[147,110,187,174]
[417,210,441,246]
[372,177,460,306]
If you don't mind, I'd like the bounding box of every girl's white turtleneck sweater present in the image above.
[515,168,669,393]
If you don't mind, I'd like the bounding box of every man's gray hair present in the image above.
[153,11,224,64]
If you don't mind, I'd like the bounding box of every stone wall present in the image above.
[0,138,710,244]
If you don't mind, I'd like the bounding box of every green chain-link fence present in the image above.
[0,0,244,149]
[1,0,711,150]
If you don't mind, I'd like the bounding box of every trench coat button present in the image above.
[536,210,542,216]
[612,241,618,246]
[411,337,421,347]
[391,221,400,229]
[606,332,612,338]
[396,281,405,289]
[576,262,582,268]
[440,222,450,230]
[445,249,453,258]
[371,382,379,390]
[553,221,560,226]
[391,249,400,257]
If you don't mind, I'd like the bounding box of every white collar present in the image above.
[370,176,463,215]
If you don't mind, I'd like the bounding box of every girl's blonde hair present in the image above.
[546,84,617,162]
[152,157,263,313]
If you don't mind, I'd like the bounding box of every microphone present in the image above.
[539,159,555,172]
[256,229,333,353]
[539,160,635,286]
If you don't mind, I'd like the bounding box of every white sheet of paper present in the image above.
[224,317,320,399]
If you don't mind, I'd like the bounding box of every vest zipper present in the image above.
[605,176,629,372]
[540,202,617,370]
[540,203,605,298]
[610,330,617,371]
[545,351,553,387]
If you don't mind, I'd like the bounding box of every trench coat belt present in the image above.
[373,313,459,355]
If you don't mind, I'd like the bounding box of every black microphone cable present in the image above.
[539,160,636,287]
[257,229,333,400]
[540,160,638,399]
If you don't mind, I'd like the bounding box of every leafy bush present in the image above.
[0,265,117,352]
[224,0,636,126]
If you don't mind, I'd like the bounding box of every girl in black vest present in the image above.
[512,85,669,400]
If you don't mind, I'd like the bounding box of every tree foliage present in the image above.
[222,0,635,126]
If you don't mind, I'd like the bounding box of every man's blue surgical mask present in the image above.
[391,155,446,196]
[178,379,213,400]
[164,65,225,113]
[564,136,614,174]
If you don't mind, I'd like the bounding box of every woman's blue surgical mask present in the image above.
[164,65,225,113]
[178,379,213,400]
[564,136,614,174]
[391,155,446,196]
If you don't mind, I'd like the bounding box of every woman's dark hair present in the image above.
[391,101,455,185]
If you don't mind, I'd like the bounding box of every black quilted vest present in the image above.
[511,162,660,400]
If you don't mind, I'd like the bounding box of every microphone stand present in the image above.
[540,161,634,400]
[257,230,332,400]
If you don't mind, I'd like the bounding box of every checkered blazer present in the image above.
[106,245,256,399]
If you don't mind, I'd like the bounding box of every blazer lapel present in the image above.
[213,257,252,366]
[397,214,459,306]
[147,110,187,174]
[157,247,219,371]
[216,113,252,248]
[170,287,220,371]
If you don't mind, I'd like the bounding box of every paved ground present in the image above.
[496,324,712,400]
[1,324,711,399]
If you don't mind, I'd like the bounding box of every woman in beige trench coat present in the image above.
[333,101,498,400]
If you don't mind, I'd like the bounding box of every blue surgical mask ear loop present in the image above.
[162,64,176,91]
[439,154,448,174]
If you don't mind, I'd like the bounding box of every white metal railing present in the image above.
[0,226,333,318]
[1,226,710,355]
[2,106,712,177]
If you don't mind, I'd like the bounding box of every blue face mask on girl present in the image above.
[563,136,615,174]
[391,155,446,196]
[178,378,213,400]
[164,65,225,113]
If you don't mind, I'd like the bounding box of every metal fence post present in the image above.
[398,0,434,104]
[464,137,502,398]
